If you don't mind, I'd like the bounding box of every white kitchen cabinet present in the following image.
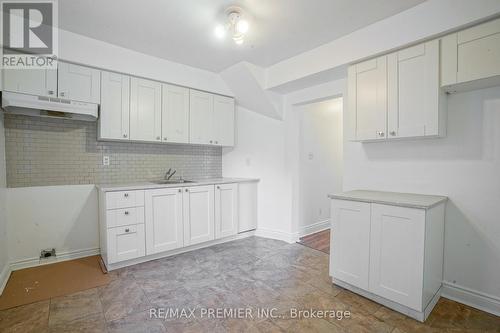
[348,56,388,141]
[215,183,238,239]
[237,182,258,233]
[329,191,446,322]
[387,40,446,139]
[330,199,371,290]
[145,188,184,254]
[57,62,101,103]
[161,84,189,143]
[130,77,162,142]
[2,68,57,97]
[99,71,130,140]
[107,224,145,264]
[442,18,500,92]
[213,95,235,146]
[369,204,425,310]
[183,185,215,246]
[189,90,214,145]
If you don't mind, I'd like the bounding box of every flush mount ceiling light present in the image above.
[214,6,249,45]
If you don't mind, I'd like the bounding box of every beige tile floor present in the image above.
[0,236,499,332]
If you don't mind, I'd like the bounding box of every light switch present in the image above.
[103,155,110,166]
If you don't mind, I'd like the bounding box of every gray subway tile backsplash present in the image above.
[4,115,222,187]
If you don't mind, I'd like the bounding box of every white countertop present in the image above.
[96,177,259,192]
[328,190,447,209]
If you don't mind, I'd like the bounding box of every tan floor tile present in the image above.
[48,288,102,326]
[106,310,166,333]
[48,312,107,333]
[335,289,382,316]
[0,300,49,333]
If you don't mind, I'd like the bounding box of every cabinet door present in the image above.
[388,40,440,138]
[189,90,214,145]
[215,183,238,239]
[183,185,215,246]
[237,182,258,233]
[130,78,162,142]
[57,62,101,103]
[330,200,371,290]
[213,95,235,146]
[145,188,184,255]
[107,224,145,264]
[456,18,500,83]
[161,84,189,143]
[99,71,130,140]
[3,68,57,97]
[349,56,387,141]
[369,204,425,310]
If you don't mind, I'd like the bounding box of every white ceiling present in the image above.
[59,0,426,72]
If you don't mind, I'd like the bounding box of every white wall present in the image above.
[0,114,9,291]
[222,106,294,241]
[297,99,343,234]
[6,185,98,268]
[58,29,232,96]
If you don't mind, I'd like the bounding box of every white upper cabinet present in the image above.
[99,71,130,140]
[162,84,189,144]
[442,18,500,92]
[215,183,238,239]
[57,62,101,103]
[145,188,184,255]
[213,95,235,146]
[189,90,214,145]
[3,68,57,97]
[130,77,162,142]
[348,56,388,141]
[183,185,215,246]
[387,40,445,139]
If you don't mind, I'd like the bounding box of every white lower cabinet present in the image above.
[215,183,238,239]
[369,204,426,311]
[99,181,258,269]
[145,188,184,254]
[330,200,371,290]
[107,224,145,264]
[330,197,445,322]
[183,185,215,246]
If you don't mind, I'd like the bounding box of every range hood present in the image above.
[1,91,98,121]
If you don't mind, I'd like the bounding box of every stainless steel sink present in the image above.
[152,179,195,185]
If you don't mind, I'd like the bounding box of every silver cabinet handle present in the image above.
[156,136,160,140]
[377,131,385,137]
[390,131,396,136]
[48,90,54,95]
[125,228,130,233]
[164,137,168,141]
[209,140,213,144]
[124,193,129,197]
[178,189,182,193]
[185,189,188,192]
[215,141,218,144]
[217,186,220,189]
[123,134,128,138]
[60,92,65,97]
[124,211,129,215]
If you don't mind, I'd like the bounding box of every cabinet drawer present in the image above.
[107,224,145,264]
[106,190,144,209]
[106,207,144,228]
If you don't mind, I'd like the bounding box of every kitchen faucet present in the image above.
[164,168,177,180]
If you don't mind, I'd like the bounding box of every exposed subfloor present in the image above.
[0,236,499,332]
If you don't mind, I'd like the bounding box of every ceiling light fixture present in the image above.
[214,6,249,45]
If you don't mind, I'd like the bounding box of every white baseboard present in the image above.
[254,227,298,244]
[9,247,100,271]
[442,281,500,317]
[0,263,12,296]
[298,220,330,237]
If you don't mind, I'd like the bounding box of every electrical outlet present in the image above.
[103,155,110,166]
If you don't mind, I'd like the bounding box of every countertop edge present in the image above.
[96,178,260,192]
[327,193,448,209]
